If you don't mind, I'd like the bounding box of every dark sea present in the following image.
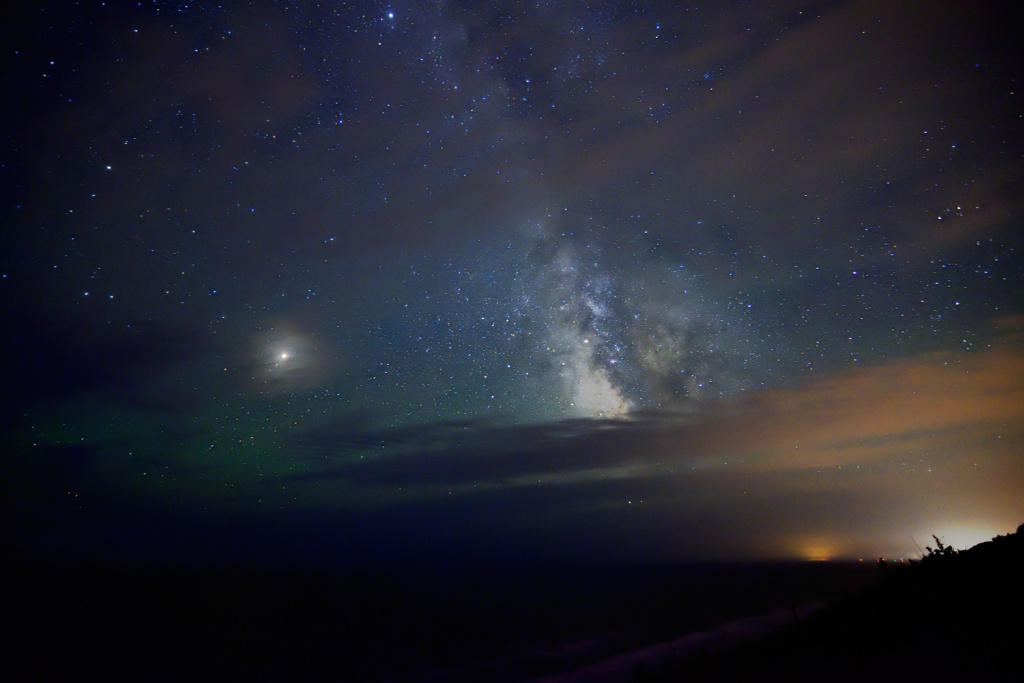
[11,561,876,681]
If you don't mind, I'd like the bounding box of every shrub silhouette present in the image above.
[912,535,958,565]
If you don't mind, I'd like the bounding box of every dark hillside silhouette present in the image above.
[663,524,1024,681]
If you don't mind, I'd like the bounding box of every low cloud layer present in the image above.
[282,338,1024,561]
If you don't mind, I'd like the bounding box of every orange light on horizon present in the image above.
[795,539,838,562]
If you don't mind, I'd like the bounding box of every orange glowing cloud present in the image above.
[649,340,1024,476]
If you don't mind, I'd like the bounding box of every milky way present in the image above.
[510,230,764,419]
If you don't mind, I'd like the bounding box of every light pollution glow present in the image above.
[253,329,1024,563]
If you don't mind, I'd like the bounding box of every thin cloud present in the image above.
[286,339,1024,499]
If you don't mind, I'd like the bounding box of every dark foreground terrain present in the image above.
[658,525,1024,681]
[8,558,872,682]
[8,526,1020,681]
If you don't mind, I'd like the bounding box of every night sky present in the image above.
[4,0,1023,568]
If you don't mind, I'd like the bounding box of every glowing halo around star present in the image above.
[250,330,330,393]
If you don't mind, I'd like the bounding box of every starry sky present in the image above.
[4,0,1023,567]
